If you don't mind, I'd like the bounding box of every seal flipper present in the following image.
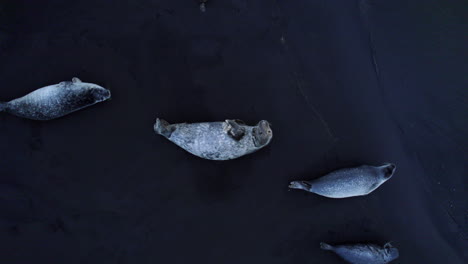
[225,119,245,140]
[154,118,175,138]
[234,119,246,125]
[320,242,334,251]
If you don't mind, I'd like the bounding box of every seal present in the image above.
[320,241,399,264]
[0,77,110,120]
[289,163,396,198]
[154,118,273,160]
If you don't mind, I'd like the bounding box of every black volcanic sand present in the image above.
[0,0,466,263]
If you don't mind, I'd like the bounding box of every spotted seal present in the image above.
[289,163,396,198]
[320,241,399,264]
[154,118,273,160]
[0,77,110,120]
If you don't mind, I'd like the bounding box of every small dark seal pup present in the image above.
[320,242,399,264]
[0,77,110,120]
[289,164,396,198]
[154,118,273,160]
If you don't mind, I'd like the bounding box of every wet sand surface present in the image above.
[0,0,466,263]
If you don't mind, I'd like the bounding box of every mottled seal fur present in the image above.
[0,77,110,120]
[154,118,273,160]
[320,242,399,264]
[289,164,396,198]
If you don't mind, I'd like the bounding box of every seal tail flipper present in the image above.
[154,118,175,138]
[288,180,313,192]
[320,242,334,251]
[0,102,6,112]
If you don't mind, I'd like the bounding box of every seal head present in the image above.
[253,120,273,147]
[380,163,396,181]
[383,242,399,262]
[87,84,111,103]
[73,78,110,103]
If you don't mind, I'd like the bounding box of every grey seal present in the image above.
[320,242,399,264]
[154,118,273,160]
[289,163,396,198]
[0,77,110,120]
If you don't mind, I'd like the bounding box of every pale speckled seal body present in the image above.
[154,118,272,160]
[320,242,399,264]
[0,77,110,120]
[289,164,396,198]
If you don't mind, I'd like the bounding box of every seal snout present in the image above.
[101,89,111,101]
[90,86,111,102]
[382,163,396,179]
[253,120,273,147]
[257,120,273,134]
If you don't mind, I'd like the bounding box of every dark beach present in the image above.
[0,0,466,263]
